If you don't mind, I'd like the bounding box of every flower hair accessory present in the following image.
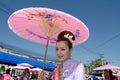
[64,34,74,44]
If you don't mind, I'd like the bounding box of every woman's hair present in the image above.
[6,68,11,74]
[109,69,114,80]
[57,30,75,49]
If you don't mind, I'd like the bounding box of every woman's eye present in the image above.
[61,48,65,51]
[56,48,58,51]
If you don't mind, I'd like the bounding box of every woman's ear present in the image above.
[70,48,72,55]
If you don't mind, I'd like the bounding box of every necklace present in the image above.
[59,64,63,80]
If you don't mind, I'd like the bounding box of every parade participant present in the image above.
[52,30,85,80]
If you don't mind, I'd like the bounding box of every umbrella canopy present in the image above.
[17,63,33,67]
[93,64,120,70]
[12,65,30,70]
[30,67,42,72]
[113,73,120,78]
[8,7,89,45]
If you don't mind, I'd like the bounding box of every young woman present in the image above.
[52,30,85,80]
[103,69,118,80]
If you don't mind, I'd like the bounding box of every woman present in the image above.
[52,30,85,80]
[103,69,117,80]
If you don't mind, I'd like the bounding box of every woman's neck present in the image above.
[105,76,110,80]
[60,58,71,64]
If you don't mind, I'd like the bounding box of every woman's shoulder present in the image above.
[70,59,84,66]
[74,61,84,72]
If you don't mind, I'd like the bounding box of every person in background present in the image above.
[19,68,30,80]
[0,74,4,80]
[3,68,13,80]
[30,72,35,80]
[52,30,85,80]
[0,65,5,74]
[88,75,99,80]
[35,72,39,80]
[11,69,15,77]
[103,69,118,80]
[40,70,47,80]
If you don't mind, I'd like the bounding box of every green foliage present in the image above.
[85,57,108,75]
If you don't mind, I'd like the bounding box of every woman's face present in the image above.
[56,41,72,63]
[104,70,109,78]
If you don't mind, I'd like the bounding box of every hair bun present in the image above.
[57,30,75,42]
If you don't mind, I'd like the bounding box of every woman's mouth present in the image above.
[58,55,63,59]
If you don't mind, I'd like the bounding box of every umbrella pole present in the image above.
[40,37,50,80]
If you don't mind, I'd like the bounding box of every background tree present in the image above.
[85,57,108,75]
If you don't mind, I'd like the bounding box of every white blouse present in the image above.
[63,63,85,80]
[61,59,85,80]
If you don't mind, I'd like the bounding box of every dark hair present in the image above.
[6,68,11,74]
[109,69,114,80]
[57,30,75,49]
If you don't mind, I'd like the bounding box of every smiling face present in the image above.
[56,41,72,63]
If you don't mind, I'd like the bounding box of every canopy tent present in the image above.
[0,51,56,70]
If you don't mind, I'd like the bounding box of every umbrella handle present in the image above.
[42,37,50,69]
[41,37,50,80]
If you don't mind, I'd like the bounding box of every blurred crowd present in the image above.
[0,64,52,80]
[86,69,120,80]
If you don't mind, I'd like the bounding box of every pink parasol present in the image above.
[30,67,42,72]
[8,7,89,45]
[8,7,89,78]
[93,64,120,70]
[12,65,30,70]
[17,63,33,67]
[113,73,120,78]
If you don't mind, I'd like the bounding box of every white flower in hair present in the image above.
[64,34,73,44]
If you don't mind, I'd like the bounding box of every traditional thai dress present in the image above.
[52,59,85,80]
